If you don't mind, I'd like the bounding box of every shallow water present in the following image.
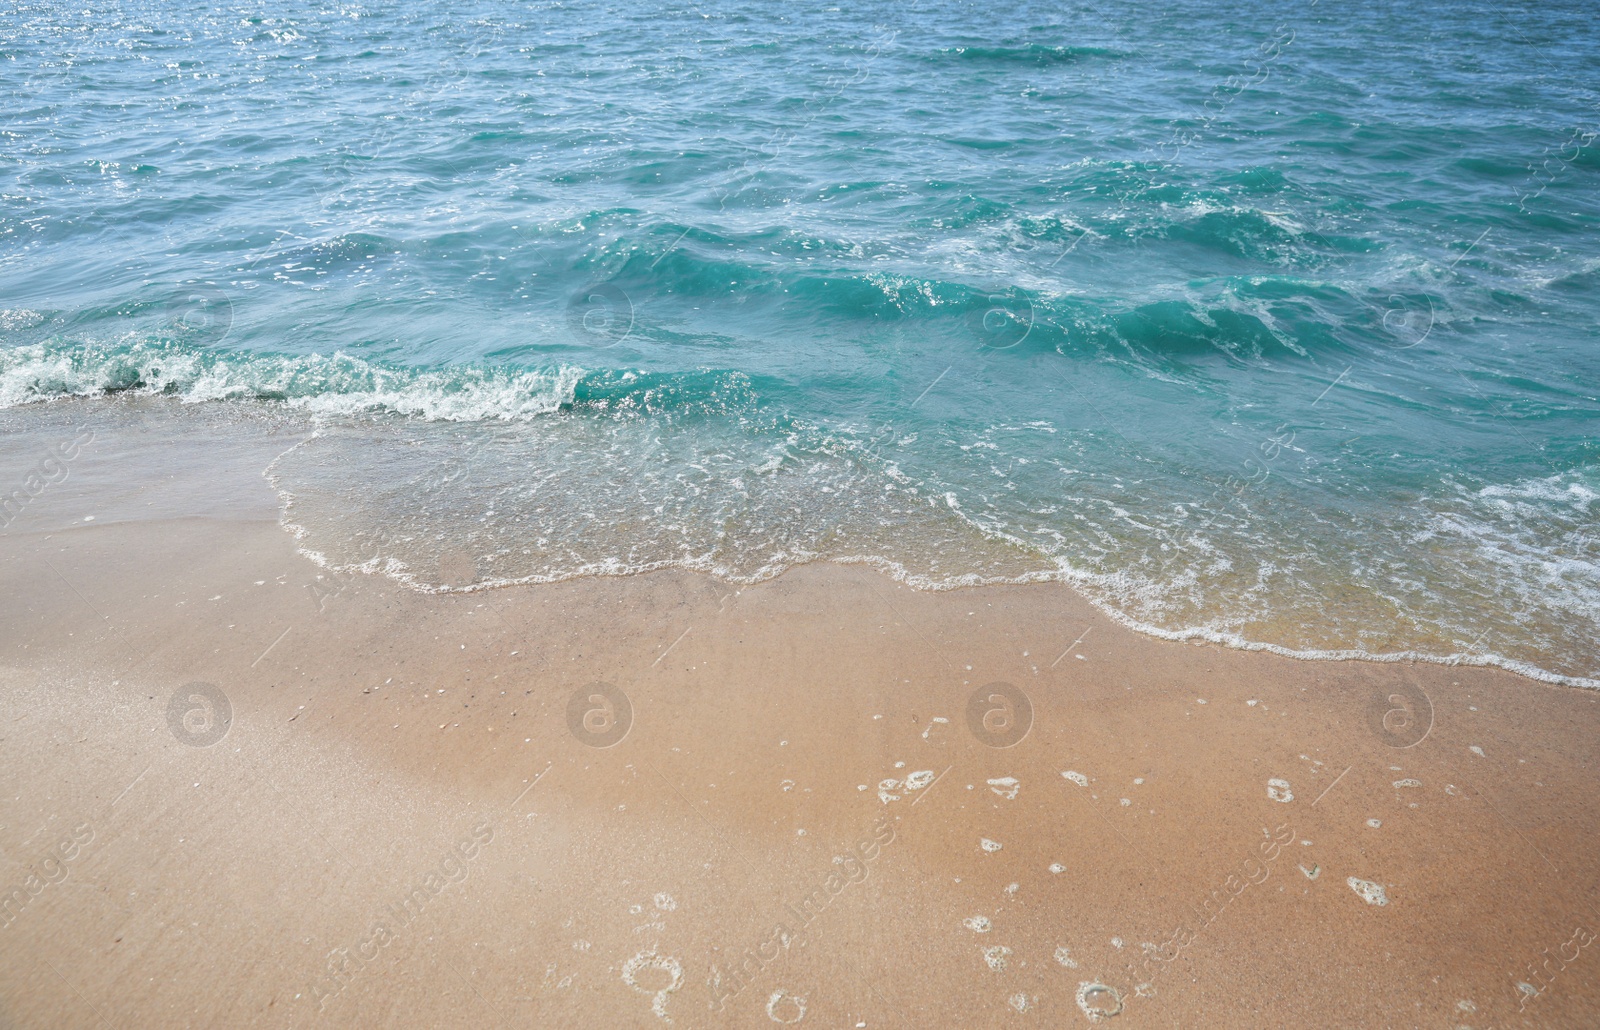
[3,0,1597,683]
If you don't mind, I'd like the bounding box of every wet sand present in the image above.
[1,404,1598,1028]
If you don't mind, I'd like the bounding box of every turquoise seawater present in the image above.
[3,0,1597,683]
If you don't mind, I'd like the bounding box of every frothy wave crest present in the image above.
[0,342,583,421]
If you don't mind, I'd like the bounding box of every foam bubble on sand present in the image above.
[987,776,1020,799]
[621,952,684,1022]
[1470,745,1485,757]
[905,769,936,790]
[1062,770,1089,787]
[766,990,806,1024]
[1392,778,1421,788]
[1367,818,1382,828]
[1077,981,1123,1021]
[980,838,1003,853]
[1348,877,1389,905]
[1054,946,1078,968]
[654,893,676,911]
[964,915,992,932]
[1267,778,1293,802]
[982,945,1012,970]
[1049,862,1065,873]
[1008,993,1030,1012]
[878,778,902,804]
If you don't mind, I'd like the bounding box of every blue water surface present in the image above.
[3,0,1598,681]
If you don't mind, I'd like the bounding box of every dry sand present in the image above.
[1,402,1597,1028]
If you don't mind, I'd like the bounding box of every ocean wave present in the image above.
[0,341,583,421]
[268,415,1600,691]
[0,309,49,332]
[935,44,1129,66]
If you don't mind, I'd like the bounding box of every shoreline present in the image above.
[5,393,1591,691]
[283,534,1600,695]
[331,551,1600,694]
[3,510,1599,1026]
[2,400,1599,1027]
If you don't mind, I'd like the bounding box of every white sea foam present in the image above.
[986,776,1019,799]
[0,342,583,420]
[16,342,1593,691]
[1348,878,1388,906]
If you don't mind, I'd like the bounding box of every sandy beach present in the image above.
[9,0,1600,1023]
[0,401,1596,1028]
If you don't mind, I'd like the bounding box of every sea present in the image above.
[2,0,1597,685]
